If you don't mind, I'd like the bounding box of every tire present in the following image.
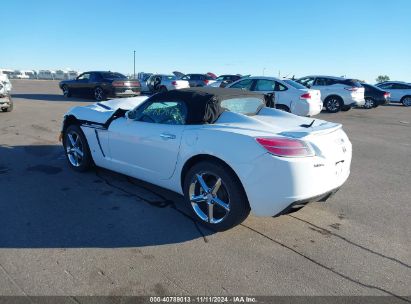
[275,104,290,112]
[183,161,250,231]
[63,125,93,172]
[341,105,352,112]
[62,85,72,98]
[94,87,106,101]
[364,98,375,109]
[324,96,343,113]
[401,96,411,107]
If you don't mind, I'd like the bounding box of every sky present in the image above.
[1,0,411,83]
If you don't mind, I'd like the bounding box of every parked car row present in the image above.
[56,70,411,117]
[0,69,80,80]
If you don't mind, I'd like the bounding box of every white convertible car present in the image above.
[60,88,352,231]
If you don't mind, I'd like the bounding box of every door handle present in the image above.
[160,133,176,140]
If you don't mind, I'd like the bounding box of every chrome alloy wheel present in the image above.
[189,172,231,224]
[327,98,340,112]
[65,131,84,167]
[402,97,411,107]
[94,87,104,101]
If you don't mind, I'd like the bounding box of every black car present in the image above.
[361,83,390,109]
[180,74,216,87]
[59,71,141,101]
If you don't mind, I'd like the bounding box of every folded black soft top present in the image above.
[147,87,274,125]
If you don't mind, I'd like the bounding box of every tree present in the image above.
[376,75,390,83]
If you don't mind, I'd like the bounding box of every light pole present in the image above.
[133,50,136,79]
[262,67,266,76]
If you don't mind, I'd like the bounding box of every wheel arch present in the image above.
[180,154,249,203]
[324,94,343,103]
[400,95,411,102]
[62,114,80,134]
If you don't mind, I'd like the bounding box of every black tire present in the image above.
[275,104,290,112]
[62,85,72,98]
[363,98,375,109]
[183,160,250,231]
[94,87,106,101]
[63,125,93,172]
[324,96,343,113]
[401,96,411,107]
[341,105,352,112]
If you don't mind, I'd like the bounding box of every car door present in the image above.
[72,72,91,95]
[108,99,187,181]
[252,79,288,106]
[391,83,411,102]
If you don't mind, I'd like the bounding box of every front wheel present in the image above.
[183,161,250,231]
[63,125,93,172]
[401,96,411,107]
[62,85,72,97]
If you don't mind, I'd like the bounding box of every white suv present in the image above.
[375,81,411,107]
[296,76,365,113]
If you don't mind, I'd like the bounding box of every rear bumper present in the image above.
[236,140,352,217]
[111,87,141,97]
[291,100,322,116]
[277,188,340,216]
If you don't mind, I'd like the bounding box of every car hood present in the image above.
[64,96,149,124]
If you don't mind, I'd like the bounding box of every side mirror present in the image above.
[125,111,135,120]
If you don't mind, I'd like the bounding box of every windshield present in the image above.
[221,97,265,116]
[283,79,306,90]
[163,75,176,80]
[101,72,126,79]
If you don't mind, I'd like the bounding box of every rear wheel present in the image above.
[324,96,343,113]
[183,161,250,231]
[364,98,375,109]
[341,105,352,112]
[401,96,411,107]
[63,125,93,172]
[94,87,106,101]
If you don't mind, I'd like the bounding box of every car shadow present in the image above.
[11,93,92,103]
[0,144,214,248]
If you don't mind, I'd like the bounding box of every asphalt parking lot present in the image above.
[0,80,410,299]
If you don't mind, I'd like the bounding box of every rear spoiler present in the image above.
[279,122,342,139]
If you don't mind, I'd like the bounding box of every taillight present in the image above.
[256,137,315,157]
[300,92,311,100]
[112,81,124,87]
[171,81,177,86]
[344,87,358,91]
[204,79,209,84]
[129,81,140,87]
[384,92,390,98]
